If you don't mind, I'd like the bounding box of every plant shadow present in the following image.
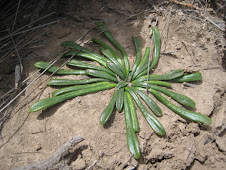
[37,102,65,120]
[102,108,117,129]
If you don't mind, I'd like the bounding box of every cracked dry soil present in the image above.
[0,0,225,169]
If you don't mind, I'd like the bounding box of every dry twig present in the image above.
[168,0,201,11]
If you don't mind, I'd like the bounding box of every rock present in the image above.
[34,144,42,151]
[147,151,174,163]
[213,103,226,129]
[191,160,209,170]
[207,156,215,164]
[70,154,86,170]
[216,135,226,152]
[185,123,200,136]
[213,102,226,152]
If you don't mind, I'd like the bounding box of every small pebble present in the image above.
[35,144,42,151]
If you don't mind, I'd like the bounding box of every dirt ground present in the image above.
[0,0,225,169]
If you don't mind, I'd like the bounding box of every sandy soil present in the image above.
[0,0,225,169]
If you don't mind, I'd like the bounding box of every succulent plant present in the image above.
[30,22,211,159]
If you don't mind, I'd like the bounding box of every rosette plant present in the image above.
[30,22,212,159]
